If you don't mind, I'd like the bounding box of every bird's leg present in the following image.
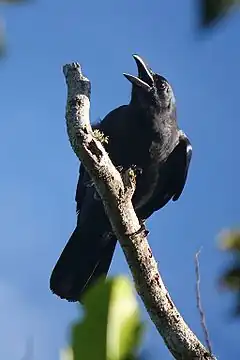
[131,219,149,238]
[128,221,149,239]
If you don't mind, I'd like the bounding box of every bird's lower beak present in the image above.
[123,54,154,92]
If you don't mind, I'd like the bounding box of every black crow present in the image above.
[50,54,192,302]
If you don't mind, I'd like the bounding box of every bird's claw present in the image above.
[130,220,149,238]
[130,165,143,176]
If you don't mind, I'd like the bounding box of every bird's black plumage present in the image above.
[50,55,192,302]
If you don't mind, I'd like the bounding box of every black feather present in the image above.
[50,54,192,302]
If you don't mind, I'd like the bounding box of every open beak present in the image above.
[123,54,154,92]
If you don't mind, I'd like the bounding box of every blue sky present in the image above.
[0,0,239,359]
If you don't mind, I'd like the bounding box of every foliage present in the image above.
[93,129,109,144]
[61,276,144,360]
[200,0,239,27]
[219,230,240,315]
[1,1,240,56]
[2,1,240,359]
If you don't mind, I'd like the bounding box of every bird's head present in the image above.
[124,54,175,114]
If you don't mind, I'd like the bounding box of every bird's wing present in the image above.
[137,132,192,220]
[75,162,90,215]
[172,131,192,201]
[75,120,103,214]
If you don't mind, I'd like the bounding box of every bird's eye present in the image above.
[158,81,167,90]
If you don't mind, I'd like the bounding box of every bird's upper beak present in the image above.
[123,54,154,92]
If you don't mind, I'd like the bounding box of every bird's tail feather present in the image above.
[50,226,116,302]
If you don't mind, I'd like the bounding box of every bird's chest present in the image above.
[131,123,177,209]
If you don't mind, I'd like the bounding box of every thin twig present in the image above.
[195,248,213,354]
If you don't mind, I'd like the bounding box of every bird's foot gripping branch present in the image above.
[56,60,217,360]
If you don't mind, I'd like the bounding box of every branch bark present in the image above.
[63,62,217,360]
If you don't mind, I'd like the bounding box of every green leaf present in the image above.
[200,0,238,27]
[70,276,143,360]
[219,228,240,316]
[60,348,73,360]
[219,229,240,252]
[220,266,240,291]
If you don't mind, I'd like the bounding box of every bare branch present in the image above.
[63,62,217,360]
[195,249,213,355]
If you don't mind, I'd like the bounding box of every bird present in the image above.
[50,54,192,302]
